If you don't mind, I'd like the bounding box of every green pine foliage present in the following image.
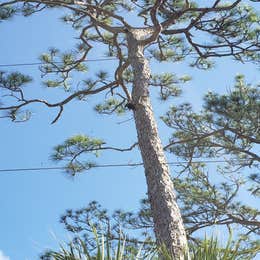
[162,75,259,165]
[52,135,104,175]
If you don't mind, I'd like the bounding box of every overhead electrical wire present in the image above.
[0,159,253,173]
[0,50,239,68]
[0,57,256,174]
[0,57,118,68]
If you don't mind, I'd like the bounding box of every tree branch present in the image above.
[164,128,226,150]
[0,81,118,123]
[161,0,242,33]
[3,0,125,33]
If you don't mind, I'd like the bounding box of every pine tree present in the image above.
[0,1,259,258]
[55,78,260,258]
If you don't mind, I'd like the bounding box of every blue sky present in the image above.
[0,5,259,260]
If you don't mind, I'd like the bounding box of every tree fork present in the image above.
[127,30,188,259]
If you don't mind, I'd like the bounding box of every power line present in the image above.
[0,57,117,68]
[0,159,253,173]
[0,50,238,68]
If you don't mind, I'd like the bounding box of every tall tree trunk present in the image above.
[127,30,188,259]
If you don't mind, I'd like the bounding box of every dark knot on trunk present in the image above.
[125,102,136,110]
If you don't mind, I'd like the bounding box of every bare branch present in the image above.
[164,128,226,150]
[115,59,131,101]
[74,1,131,28]
[226,214,260,228]
[68,142,139,166]
[51,105,63,124]
[209,141,260,162]
[4,0,125,33]
[150,0,165,27]
[0,0,19,7]
[99,142,139,152]
[0,81,118,123]
[161,0,242,32]
[226,127,260,144]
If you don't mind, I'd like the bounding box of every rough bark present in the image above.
[127,29,188,259]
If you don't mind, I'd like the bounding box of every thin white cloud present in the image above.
[0,250,10,260]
